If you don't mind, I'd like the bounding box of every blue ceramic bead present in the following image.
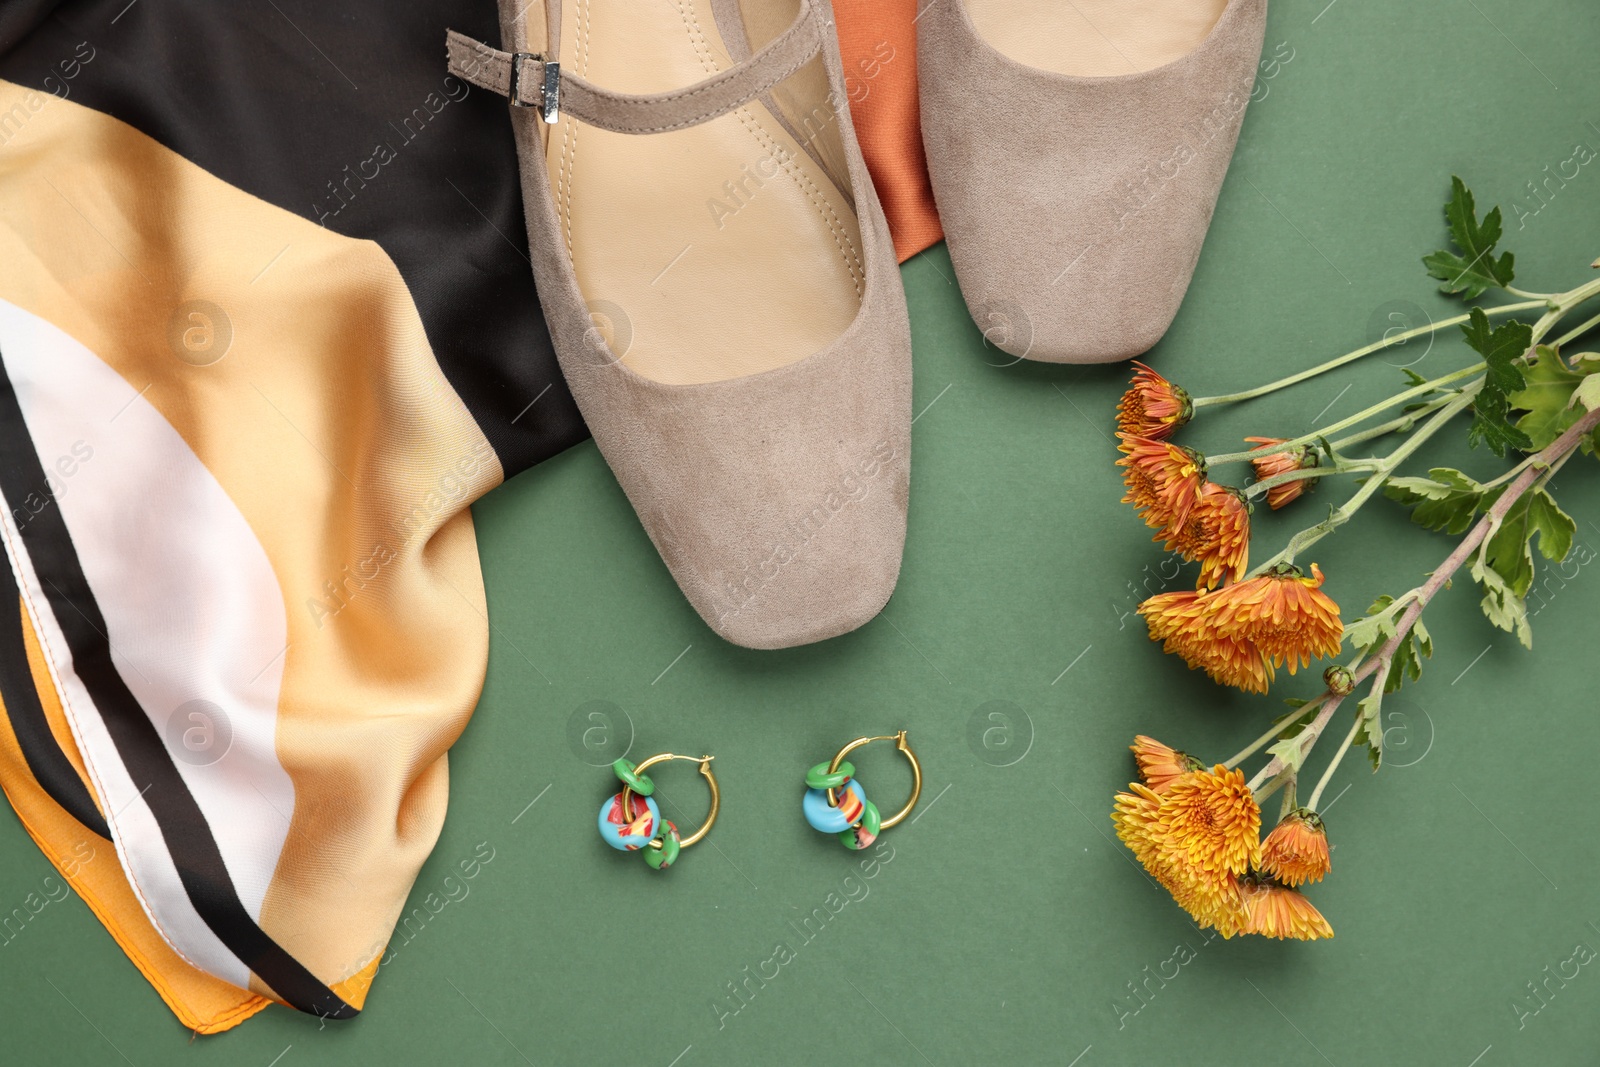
[803,779,868,834]
[598,790,662,851]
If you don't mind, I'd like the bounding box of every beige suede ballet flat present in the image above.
[447,0,911,649]
[919,0,1268,363]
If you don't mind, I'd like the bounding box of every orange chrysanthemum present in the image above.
[1158,482,1251,589]
[1260,808,1331,886]
[1245,437,1319,510]
[1131,735,1203,792]
[1207,563,1343,673]
[1240,876,1334,940]
[1149,765,1261,889]
[1111,775,1256,935]
[1166,869,1250,937]
[1118,362,1193,440]
[1117,435,1205,535]
[1112,783,1165,870]
[1138,590,1274,694]
[1204,873,1251,939]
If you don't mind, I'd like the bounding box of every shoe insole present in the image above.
[533,0,865,386]
[965,0,1230,77]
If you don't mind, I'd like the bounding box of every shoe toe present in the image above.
[953,222,1201,364]
[919,0,1267,364]
[574,313,912,651]
[651,436,910,650]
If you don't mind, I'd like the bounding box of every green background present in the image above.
[6,0,1600,1063]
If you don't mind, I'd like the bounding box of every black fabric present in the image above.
[0,1,65,54]
[0,349,356,1020]
[0,542,111,840]
[0,0,587,479]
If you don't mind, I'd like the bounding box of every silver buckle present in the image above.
[508,52,560,124]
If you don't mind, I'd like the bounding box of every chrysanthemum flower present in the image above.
[1111,775,1255,935]
[1245,437,1318,510]
[1117,436,1206,535]
[1112,783,1165,871]
[1158,482,1250,590]
[1113,784,1202,911]
[1207,563,1343,673]
[1138,590,1274,694]
[1202,873,1250,939]
[1260,808,1331,886]
[1118,362,1193,440]
[1164,869,1250,937]
[1131,735,1203,792]
[1240,875,1334,940]
[1149,765,1262,891]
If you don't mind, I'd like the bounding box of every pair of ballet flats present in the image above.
[447,0,1266,649]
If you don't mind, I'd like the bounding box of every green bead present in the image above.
[804,760,854,791]
[643,824,681,870]
[838,800,882,850]
[612,758,654,796]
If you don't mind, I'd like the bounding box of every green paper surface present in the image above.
[6,1,1600,1062]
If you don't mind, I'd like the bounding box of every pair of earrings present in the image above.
[596,731,922,871]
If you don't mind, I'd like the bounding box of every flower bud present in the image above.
[1323,664,1354,695]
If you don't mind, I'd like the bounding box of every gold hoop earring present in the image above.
[597,754,719,870]
[802,731,921,850]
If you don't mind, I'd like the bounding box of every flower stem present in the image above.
[1207,363,1485,467]
[1278,774,1300,821]
[1189,301,1545,408]
[1538,445,1580,484]
[1328,393,1460,451]
[1249,387,1480,575]
[1553,309,1600,350]
[1224,697,1325,769]
[1243,458,1383,502]
[1478,451,1542,492]
[1248,693,1349,793]
[1503,285,1551,301]
[1306,709,1363,810]
[1254,774,1290,804]
[1530,275,1600,343]
[1250,402,1600,789]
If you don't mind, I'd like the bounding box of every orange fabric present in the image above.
[832,0,943,262]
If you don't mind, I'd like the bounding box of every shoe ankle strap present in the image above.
[446,0,827,134]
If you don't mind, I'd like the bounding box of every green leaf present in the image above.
[1574,374,1600,413]
[1483,489,1575,600]
[1471,555,1533,648]
[1266,737,1307,774]
[1526,490,1576,562]
[1388,629,1430,693]
[1352,691,1383,771]
[1422,176,1516,299]
[1412,616,1433,660]
[1509,345,1583,450]
[1344,595,1431,694]
[1345,595,1400,653]
[1383,468,1490,534]
[1460,309,1533,456]
[1575,358,1600,455]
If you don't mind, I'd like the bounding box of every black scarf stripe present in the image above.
[0,548,111,839]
